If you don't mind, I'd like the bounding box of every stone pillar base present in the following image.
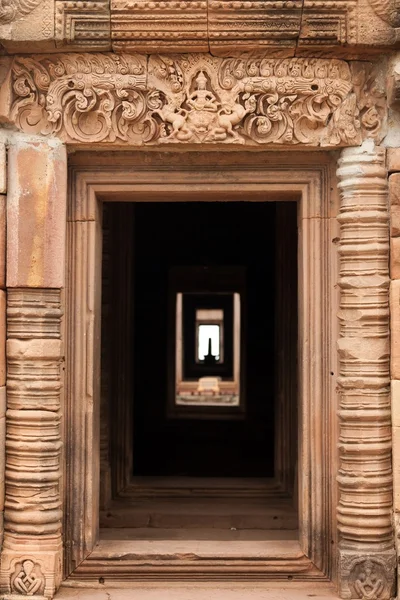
[0,548,62,599]
[338,548,396,599]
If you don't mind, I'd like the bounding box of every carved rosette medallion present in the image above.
[7,53,386,147]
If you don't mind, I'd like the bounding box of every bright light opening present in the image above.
[198,324,220,361]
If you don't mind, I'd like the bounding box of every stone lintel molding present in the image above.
[0,136,67,600]
[110,0,208,54]
[0,0,398,53]
[55,0,111,51]
[336,140,396,599]
[0,53,386,148]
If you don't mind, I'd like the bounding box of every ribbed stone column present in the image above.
[336,140,395,599]
[0,136,67,600]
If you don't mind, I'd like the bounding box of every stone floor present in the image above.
[55,583,339,600]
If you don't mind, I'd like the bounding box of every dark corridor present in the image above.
[131,201,296,478]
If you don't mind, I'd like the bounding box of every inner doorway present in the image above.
[64,156,336,580]
[100,199,298,540]
[134,201,277,478]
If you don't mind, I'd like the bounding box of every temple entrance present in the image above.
[99,199,299,544]
[63,156,337,582]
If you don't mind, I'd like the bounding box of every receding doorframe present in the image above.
[63,151,339,583]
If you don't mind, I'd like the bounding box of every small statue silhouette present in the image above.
[203,337,217,366]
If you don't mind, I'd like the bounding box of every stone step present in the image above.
[100,527,298,541]
[123,476,286,499]
[55,583,338,600]
[100,498,297,530]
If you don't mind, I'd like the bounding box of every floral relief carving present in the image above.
[8,53,386,146]
[0,0,41,23]
[11,53,155,143]
[367,0,400,27]
[10,560,45,596]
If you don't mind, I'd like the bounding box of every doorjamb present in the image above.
[63,151,339,581]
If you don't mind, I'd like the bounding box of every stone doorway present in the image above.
[99,199,298,545]
[62,151,338,584]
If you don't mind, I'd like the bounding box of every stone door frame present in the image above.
[0,141,395,599]
[62,150,339,582]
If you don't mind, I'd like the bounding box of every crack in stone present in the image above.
[295,0,306,57]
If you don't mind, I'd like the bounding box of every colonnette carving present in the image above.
[0,289,63,599]
[337,142,395,598]
[6,54,385,146]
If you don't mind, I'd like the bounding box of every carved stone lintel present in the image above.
[336,141,395,598]
[5,53,386,147]
[0,289,63,600]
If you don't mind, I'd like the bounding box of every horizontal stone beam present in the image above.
[0,0,398,54]
[0,54,386,148]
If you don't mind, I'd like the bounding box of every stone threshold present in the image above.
[55,582,338,599]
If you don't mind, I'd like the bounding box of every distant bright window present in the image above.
[196,308,223,363]
[197,324,220,361]
[174,293,240,408]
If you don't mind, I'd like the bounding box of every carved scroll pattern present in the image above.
[0,289,63,599]
[9,53,386,147]
[367,0,400,27]
[0,0,41,23]
[336,142,396,599]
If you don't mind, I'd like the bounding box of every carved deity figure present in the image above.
[12,560,44,595]
[187,71,219,112]
[354,560,384,600]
